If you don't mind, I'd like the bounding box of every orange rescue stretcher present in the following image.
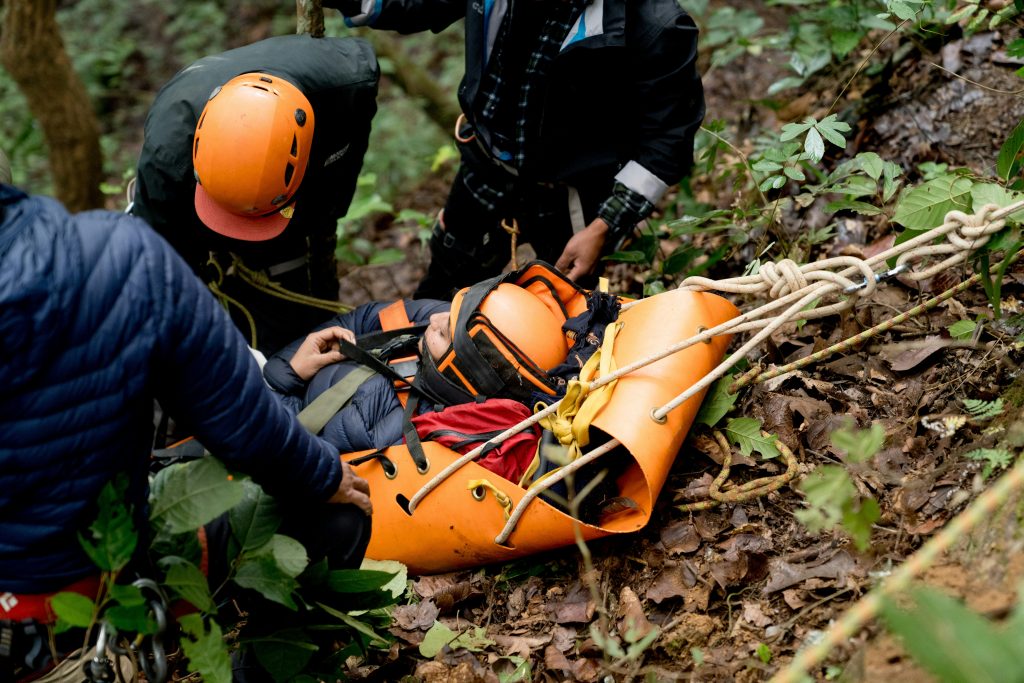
[344,286,739,575]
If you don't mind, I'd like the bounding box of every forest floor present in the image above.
[329,16,1024,683]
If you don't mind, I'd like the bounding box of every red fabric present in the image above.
[409,398,539,483]
[0,575,101,623]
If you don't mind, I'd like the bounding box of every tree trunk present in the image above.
[296,0,325,38]
[1,0,104,211]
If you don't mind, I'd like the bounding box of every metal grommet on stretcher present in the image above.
[417,457,430,475]
[697,326,713,344]
[383,460,398,480]
[471,485,486,501]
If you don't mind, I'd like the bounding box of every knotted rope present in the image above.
[404,201,1023,545]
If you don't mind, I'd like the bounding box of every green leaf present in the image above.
[661,245,701,275]
[853,152,884,180]
[783,165,807,181]
[229,481,280,552]
[756,642,772,664]
[962,398,1004,420]
[418,621,494,658]
[234,555,300,609]
[108,583,145,607]
[150,457,244,534]
[50,592,96,628]
[79,475,137,572]
[359,558,408,601]
[604,249,649,264]
[804,127,825,163]
[892,176,973,231]
[250,631,318,683]
[315,602,391,646]
[159,556,216,613]
[969,183,1024,222]
[368,248,406,266]
[780,119,815,141]
[881,587,1024,682]
[796,465,855,532]
[105,603,157,635]
[947,319,977,340]
[831,422,885,463]
[997,117,1024,182]
[695,376,739,428]
[179,614,233,683]
[841,497,880,551]
[327,569,398,594]
[723,417,780,459]
[825,199,883,216]
[752,159,783,173]
[815,114,850,148]
[259,534,308,579]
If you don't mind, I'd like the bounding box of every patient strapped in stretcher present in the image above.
[264,261,740,574]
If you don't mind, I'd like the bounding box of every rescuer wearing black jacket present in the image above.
[326,0,705,298]
[132,34,380,353]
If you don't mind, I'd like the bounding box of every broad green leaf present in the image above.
[327,568,397,594]
[229,480,280,552]
[752,159,783,173]
[825,199,883,216]
[79,475,137,572]
[51,592,96,628]
[997,116,1024,182]
[780,119,814,141]
[881,587,1024,682]
[796,465,855,532]
[105,604,157,635]
[723,417,780,459]
[604,249,649,264]
[892,175,973,231]
[179,614,232,683]
[695,377,739,428]
[815,114,850,148]
[831,423,885,463]
[359,558,408,600]
[804,127,825,163]
[497,656,532,683]
[661,245,701,275]
[108,583,145,607]
[160,556,215,613]
[830,175,878,197]
[260,534,308,579]
[783,165,806,181]
[150,457,244,534]
[368,248,406,266]
[947,319,977,340]
[970,183,1024,222]
[853,152,884,180]
[829,30,861,58]
[250,631,318,683]
[234,555,299,609]
[419,621,494,658]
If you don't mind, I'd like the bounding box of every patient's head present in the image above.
[417,283,570,405]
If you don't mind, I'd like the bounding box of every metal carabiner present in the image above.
[84,622,116,682]
[842,263,910,293]
[131,578,169,683]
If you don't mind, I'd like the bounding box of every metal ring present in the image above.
[383,461,398,480]
[472,486,486,501]
[416,457,430,475]
[649,408,668,424]
[696,326,713,344]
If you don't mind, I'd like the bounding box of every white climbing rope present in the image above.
[407,201,1022,544]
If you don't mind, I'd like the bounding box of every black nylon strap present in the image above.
[356,324,427,351]
[402,394,429,472]
[337,336,448,405]
[452,275,508,396]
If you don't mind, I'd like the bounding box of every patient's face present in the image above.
[421,312,452,361]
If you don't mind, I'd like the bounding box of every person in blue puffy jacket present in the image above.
[0,184,371,679]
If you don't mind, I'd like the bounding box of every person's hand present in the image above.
[289,326,356,381]
[555,217,609,281]
[328,460,372,515]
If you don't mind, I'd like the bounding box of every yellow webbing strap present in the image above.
[528,321,623,489]
[467,478,513,520]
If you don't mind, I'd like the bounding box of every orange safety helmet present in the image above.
[417,265,584,406]
[192,73,314,241]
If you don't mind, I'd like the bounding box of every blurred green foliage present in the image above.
[0,1,461,211]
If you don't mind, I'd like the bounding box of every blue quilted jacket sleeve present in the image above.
[0,187,341,592]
